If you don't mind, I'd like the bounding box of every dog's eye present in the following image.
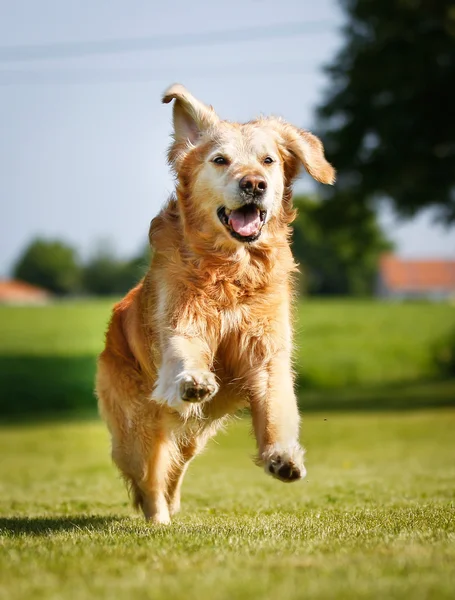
[213,156,228,165]
[264,156,274,165]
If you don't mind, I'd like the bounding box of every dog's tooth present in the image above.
[225,208,232,216]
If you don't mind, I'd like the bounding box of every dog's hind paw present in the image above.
[262,444,306,483]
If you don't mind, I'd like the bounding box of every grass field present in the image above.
[1,411,454,599]
[1,299,454,417]
[1,300,454,598]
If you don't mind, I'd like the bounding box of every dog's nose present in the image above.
[239,175,267,196]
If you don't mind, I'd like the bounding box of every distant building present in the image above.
[0,280,52,305]
[377,255,455,300]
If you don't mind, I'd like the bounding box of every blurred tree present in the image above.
[13,238,81,295]
[82,241,151,296]
[318,0,455,222]
[292,196,392,295]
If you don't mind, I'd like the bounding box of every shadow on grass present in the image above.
[298,377,455,412]
[0,354,97,418]
[0,354,453,424]
[0,515,120,536]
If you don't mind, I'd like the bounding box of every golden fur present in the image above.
[96,84,335,524]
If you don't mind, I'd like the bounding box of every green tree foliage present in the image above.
[82,243,150,296]
[432,327,455,377]
[318,0,455,222]
[13,238,81,295]
[292,196,391,295]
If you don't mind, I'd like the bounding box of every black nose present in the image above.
[239,175,267,196]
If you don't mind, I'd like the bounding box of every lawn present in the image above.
[1,300,454,598]
[0,299,454,417]
[1,411,454,599]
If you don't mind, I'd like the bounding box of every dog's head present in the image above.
[162,84,335,248]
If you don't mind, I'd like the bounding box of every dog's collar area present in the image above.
[217,205,266,243]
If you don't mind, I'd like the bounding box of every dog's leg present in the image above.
[166,461,191,516]
[97,356,172,521]
[167,441,197,515]
[154,335,218,409]
[111,431,174,524]
[138,437,174,524]
[166,437,207,515]
[249,350,306,483]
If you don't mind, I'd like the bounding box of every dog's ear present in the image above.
[270,119,335,185]
[162,84,218,146]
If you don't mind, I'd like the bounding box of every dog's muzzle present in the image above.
[217,203,267,243]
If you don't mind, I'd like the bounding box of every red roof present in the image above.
[380,255,455,292]
[0,280,51,302]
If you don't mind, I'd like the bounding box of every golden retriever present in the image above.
[96,84,335,524]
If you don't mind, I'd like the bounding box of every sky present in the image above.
[1,0,454,276]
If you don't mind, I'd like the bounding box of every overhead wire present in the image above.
[0,62,318,86]
[0,20,335,63]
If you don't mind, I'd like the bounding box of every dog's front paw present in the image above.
[262,444,306,483]
[154,367,218,409]
[177,370,218,403]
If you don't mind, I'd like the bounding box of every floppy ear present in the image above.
[162,83,219,146]
[271,120,336,185]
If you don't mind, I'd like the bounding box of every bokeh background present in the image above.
[1,3,455,599]
[1,0,454,419]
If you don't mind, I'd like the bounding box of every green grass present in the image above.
[0,300,111,357]
[0,299,454,417]
[295,300,455,388]
[1,411,454,599]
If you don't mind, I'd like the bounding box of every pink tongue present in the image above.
[229,209,261,237]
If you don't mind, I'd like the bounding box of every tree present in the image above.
[13,238,81,295]
[318,0,455,222]
[292,196,391,295]
[82,242,151,296]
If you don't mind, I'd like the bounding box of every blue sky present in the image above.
[1,0,454,275]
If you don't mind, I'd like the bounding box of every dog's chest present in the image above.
[216,300,283,371]
[219,300,269,339]
[219,306,244,335]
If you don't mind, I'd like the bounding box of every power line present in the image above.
[0,62,317,86]
[0,20,335,63]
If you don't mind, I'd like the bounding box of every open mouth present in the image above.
[217,205,267,243]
